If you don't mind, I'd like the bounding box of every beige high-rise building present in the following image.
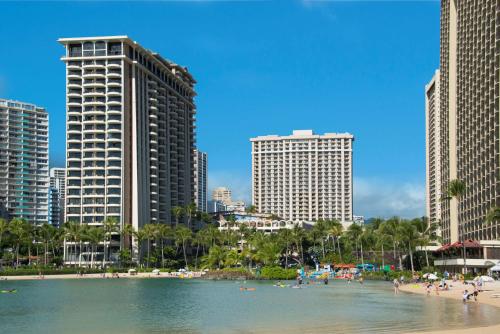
[212,187,232,205]
[59,36,196,264]
[251,130,354,224]
[435,1,500,243]
[425,70,442,227]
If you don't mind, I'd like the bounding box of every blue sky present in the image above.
[0,0,440,218]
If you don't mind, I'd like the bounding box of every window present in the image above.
[83,42,94,57]
[108,42,122,55]
[95,41,106,56]
[69,44,82,57]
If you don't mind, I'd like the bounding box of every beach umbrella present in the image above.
[427,274,438,280]
[478,276,494,282]
[152,269,160,275]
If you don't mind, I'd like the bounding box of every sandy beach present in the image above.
[401,280,500,334]
[0,271,203,281]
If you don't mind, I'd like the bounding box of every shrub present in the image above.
[260,266,296,280]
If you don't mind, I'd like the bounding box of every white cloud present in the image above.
[208,170,252,204]
[354,177,425,219]
[207,172,425,219]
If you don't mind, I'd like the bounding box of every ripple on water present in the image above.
[0,279,499,334]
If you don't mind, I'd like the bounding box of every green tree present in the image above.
[255,238,282,266]
[486,206,500,225]
[38,223,56,265]
[278,228,293,268]
[379,217,401,269]
[156,224,172,268]
[121,224,135,264]
[0,218,9,260]
[184,203,197,229]
[447,179,467,273]
[142,224,157,268]
[201,245,226,269]
[291,225,306,265]
[398,220,419,272]
[326,220,344,261]
[245,205,257,214]
[346,223,363,267]
[87,227,104,268]
[413,217,439,267]
[9,218,28,267]
[311,220,328,259]
[102,217,119,268]
[175,226,192,269]
[172,206,184,227]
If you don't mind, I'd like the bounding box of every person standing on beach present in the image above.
[393,279,400,294]
[463,290,469,303]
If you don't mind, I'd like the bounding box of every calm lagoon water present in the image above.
[1,279,499,333]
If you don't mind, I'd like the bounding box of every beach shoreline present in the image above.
[0,271,203,281]
[401,280,500,334]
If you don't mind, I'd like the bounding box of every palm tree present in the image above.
[255,239,282,266]
[312,220,328,259]
[486,207,500,245]
[142,224,157,268]
[121,224,135,263]
[87,227,104,268]
[278,228,293,268]
[374,226,390,269]
[64,221,82,266]
[133,229,147,267]
[171,206,184,227]
[486,206,500,225]
[413,217,439,268]
[102,217,118,268]
[156,224,171,268]
[346,223,363,266]
[175,225,192,269]
[38,223,56,265]
[398,220,419,272]
[9,218,28,268]
[245,205,257,214]
[201,245,226,269]
[327,220,344,261]
[0,218,8,261]
[447,179,467,273]
[184,203,197,229]
[379,217,400,269]
[291,225,306,265]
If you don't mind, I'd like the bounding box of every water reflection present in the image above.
[1,279,499,334]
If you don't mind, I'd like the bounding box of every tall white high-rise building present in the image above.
[59,36,196,264]
[425,70,442,227]
[251,130,354,224]
[0,99,49,224]
[49,167,66,226]
[194,149,207,212]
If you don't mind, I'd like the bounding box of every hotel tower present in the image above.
[59,36,196,240]
[425,70,442,228]
[0,99,49,224]
[251,130,354,225]
[427,1,500,243]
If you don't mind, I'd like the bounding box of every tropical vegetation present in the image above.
[0,209,441,275]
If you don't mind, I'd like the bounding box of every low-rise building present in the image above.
[434,240,500,274]
[218,212,313,234]
[207,200,226,213]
